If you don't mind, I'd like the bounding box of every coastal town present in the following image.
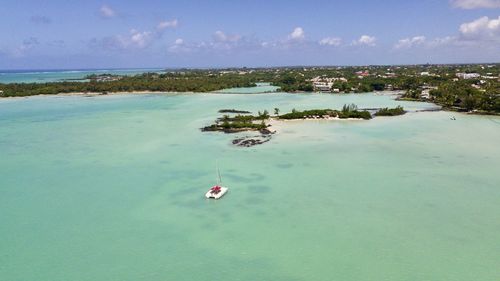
[1,64,498,114]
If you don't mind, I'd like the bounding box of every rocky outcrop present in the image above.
[232,135,272,147]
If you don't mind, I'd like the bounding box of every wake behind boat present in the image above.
[205,162,229,199]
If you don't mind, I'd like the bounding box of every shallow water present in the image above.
[0,92,499,281]
[218,82,280,94]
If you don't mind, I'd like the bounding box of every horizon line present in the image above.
[1,62,500,72]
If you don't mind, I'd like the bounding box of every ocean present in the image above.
[0,90,499,281]
[0,68,164,84]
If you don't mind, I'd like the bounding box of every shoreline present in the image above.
[1,90,497,117]
[0,90,198,100]
[398,97,500,116]
[0,89,404,99]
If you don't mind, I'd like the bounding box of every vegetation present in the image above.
[427,81,499,113]
[279,109,336,120]
[218,109,251,114]
[0,72,258,97]
[279,104,372,120]
[203,119,268,133]
[85,73,121,80]
[275,74,314,92]
[1,64,499,114]
[202,110,271,133]
[375,106,406,116]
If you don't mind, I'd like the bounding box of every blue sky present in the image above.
[0,0,499,69]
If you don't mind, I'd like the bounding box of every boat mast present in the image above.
[216,160,222,185]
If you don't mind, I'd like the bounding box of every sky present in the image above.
[0,0,500,69]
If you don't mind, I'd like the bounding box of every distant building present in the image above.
[355,70,370,79]
[310,76,347,83]
[419,85,438,99]
[421,90,430,99]
[456,73,480,79]
[313,82,333,92]
[310,76,348,92]
[93,75,122,82]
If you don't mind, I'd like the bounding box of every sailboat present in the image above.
[205,162,229,199]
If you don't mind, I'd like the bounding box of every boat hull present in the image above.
[205,187,228,199]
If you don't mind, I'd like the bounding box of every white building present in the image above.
[310,76,348,92]
[421,90,430,99]
[456,73,480,79]
[313,82,333,92]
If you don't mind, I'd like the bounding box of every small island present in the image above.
[374,105,406,116]
[201,104,407,147]
[201,110,272,134]
[201,110,274,147]
[218,109,252,114]
[279,104,372,120]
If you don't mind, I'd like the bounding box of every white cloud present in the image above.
[169,38,190,52]
[319,37,342,46]
[213,31,241,42]
[393,16,500,51]
[394,36,426,49]
[128,29,153,48]
[353,35,376,46]
[168,31,263,53]
[92,29,154,50]
[157,19,178,31]
[289,27,305,40]
[100,5,116,18]
[91,17,179,52]
[213,31,227,42]
[451,0,500,9]
[459,16,500,41]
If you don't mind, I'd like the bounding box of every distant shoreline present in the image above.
[0,90,197,100]
[2,90,497,116]
[0,89,401,99]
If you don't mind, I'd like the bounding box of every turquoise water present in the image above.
[0,92,499,281]
[217,82,280,94]
[0,68,164,83]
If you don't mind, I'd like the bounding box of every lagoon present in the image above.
[0,92,499,281]
[217,82,280,94]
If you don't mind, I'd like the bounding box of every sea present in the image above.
[0,70,499,281]
[0,68,164,84]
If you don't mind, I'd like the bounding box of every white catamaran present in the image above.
[205,162,229,199]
